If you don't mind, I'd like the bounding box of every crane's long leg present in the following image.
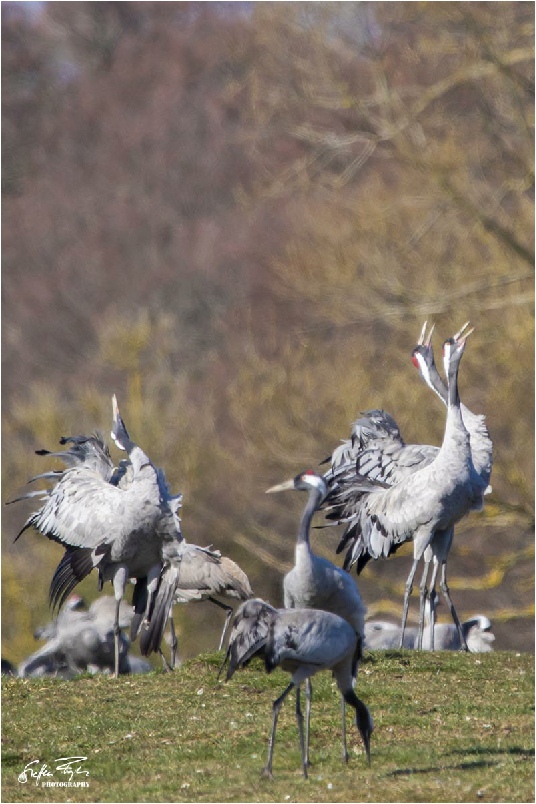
[341,695,349,763]
[427,560,441,651]
[440,563,468,651]
[262,682,294,780]
[169,616,178,668]
[143,564,162,628]
[399,558,420,648]
[158,616,177,672]
[112,566,128,678]
[208,598,234,651]
[417,559,431,650]
[304,679,312,768]
[295,685,308,779]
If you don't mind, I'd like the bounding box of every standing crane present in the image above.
[266,469,369,768]
[221,598,373,779]
[323,327,488,650]
[410,322,492,646]
[11,396,183,677]
[323,323,491,649]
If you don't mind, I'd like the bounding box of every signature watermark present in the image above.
[18,756,90,788]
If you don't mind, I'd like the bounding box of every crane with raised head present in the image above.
[409,322,493,646]
[220,598,373,779]
[323,323,491,649]
[323,327,488,651]
[266,469,370,768]
[10,395,183,677]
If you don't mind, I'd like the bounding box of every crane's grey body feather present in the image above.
[139,539,253,666]
[11,396,184,676]
[221,599,373,778]
[323,327,488,650]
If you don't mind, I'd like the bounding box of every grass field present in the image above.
[2,650,534,803]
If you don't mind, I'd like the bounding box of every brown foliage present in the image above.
[2,2,533,664]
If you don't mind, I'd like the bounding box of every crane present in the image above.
[11,395,183,676]
[18,595,133,677]
[323,323,491,649]
[323,327,488,650]
[410,322,493,647]
[220,598,373,779]
[365,611,495,652]
[137,537,253,668]
[266,469,369,768]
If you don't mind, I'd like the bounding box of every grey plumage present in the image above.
[139,538,253,667]
[364,620,417,650]
[422,614,495,652]
[365,612,495,652]
[323,327,488,650]
[11,395,183,676]
[410,322,493,647]
[267,470,367,767]
[221,599,373,779]
[18,595,133,678]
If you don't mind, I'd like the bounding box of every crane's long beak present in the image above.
[266,479,295,493]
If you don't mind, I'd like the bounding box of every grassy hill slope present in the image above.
[2,651,533,803]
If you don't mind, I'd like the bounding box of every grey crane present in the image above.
[18,595,132,678]
[138,536,253,668]
[365,612,495,652]
[266,469,368,768]
[323,328,488,651]
[364,620,417,650]
[410,322,493,646]
[323,323,491,649]
[33,592,87,642]
[11,395,183,677]
[221,598,373,779]
[421,613,495,652]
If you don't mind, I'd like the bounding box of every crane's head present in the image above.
[411,321,436,385]
[442,322,474,376]
[111,394,130,452]
[344,689,374,766]
[266,470,328,499]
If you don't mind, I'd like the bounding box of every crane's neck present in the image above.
[426,361,473,424]
[297,487,323,548]
[446,356,460,409]
[444,346,467,439]
[425,363,448,407]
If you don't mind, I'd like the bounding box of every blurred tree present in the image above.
[2,2,533,664]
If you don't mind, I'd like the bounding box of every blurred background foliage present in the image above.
[2,1,534,665]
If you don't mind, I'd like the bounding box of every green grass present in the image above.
[2,651,534,803]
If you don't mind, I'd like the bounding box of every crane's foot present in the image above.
[158,650,174,672]
[261,767,274,781]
